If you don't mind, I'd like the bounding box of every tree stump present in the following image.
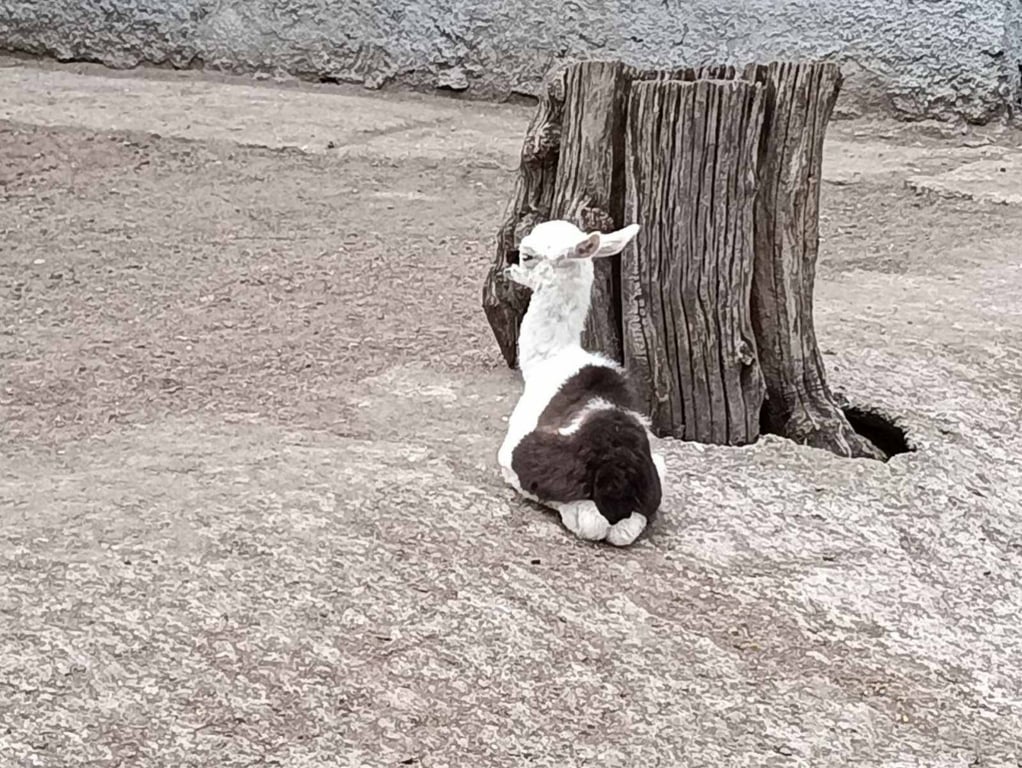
[481,60,641,367]
[481,72,565,368]
[550,60,639,361]
[623,79,766,444]
[482,59,886,459]
[746,62,885,460]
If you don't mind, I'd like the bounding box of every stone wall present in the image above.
[1010,0,1022,110]
[1,0,1019,122]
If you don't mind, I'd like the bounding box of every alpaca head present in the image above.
[505,220,640,293]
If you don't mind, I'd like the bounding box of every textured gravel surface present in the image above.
[2,61,1022,767]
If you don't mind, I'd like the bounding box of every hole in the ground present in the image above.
[841,404,914,459]
[757,400,915,461]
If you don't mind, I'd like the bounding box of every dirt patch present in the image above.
[0,122,511,449]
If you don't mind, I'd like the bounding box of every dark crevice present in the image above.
[758,399,779,437]
[840,404,913,459]
[757,399,914,461]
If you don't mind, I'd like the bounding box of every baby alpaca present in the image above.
[497,220,666,547]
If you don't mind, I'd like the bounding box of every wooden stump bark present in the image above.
[747,62,885,460]
[550,60,638,361]
[481,72,565,368]
[623,79,766,444]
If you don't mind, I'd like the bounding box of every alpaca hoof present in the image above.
[559,501,610,542]
[606,513,647,547]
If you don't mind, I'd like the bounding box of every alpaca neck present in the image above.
[517,263,593,379]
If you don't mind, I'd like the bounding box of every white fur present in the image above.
[514,260,596,377]
[498,220,667,547]
[607,513,648,547]
[652,452,667,491]
[559,398,614,436]
[556,500,610,541]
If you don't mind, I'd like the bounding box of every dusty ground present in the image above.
[2,59,1022,767]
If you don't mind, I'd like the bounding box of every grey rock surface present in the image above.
[1010,0,1022,110]
[1,61,1022,766]
[1,0,1020,122]
[908,155,1022,204]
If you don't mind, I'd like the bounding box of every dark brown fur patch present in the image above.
[511,409,661,525]
[536,365,640,432]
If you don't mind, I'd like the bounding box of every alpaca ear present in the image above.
[568,232,601,260]
[592,224,640,258]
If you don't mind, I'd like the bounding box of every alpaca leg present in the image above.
[552,500,610,542]
[499,464,543,504]
[606,513,647,547]
[500,463,522,492]
[498,439,532,498]
[652,452,667,489]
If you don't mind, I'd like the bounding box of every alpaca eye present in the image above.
[520,252,535,263]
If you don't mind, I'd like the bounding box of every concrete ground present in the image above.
[1,59,1021,767]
